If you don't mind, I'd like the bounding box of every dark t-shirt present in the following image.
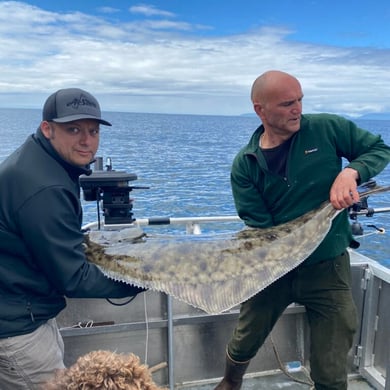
[261,136,294,176]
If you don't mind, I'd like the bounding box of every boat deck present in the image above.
[176,371,375,389]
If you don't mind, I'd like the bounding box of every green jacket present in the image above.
[231,113,390,264]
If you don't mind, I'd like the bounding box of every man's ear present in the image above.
[253,103,263,118]
[40,121,52,139]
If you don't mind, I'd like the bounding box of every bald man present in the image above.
[214,70,390,390]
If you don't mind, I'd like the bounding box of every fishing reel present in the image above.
[349,197,372,235]
[80,157,148,226]
[348,180,385,236]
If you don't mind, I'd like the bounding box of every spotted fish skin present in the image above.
[85,185,390,314]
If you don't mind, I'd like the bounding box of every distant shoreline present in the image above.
[1,107,390,120]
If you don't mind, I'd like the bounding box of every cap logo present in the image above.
[66,93,97,110]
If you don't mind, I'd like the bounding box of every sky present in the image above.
[0,0,389,117]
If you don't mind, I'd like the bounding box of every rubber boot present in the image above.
[214,352,250,390]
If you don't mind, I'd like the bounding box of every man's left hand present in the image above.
[330,168,360,210]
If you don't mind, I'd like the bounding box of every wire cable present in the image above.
[270,332,314,388]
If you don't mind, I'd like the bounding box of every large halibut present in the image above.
[85,185,389,314]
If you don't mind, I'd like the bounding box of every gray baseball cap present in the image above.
[42,88,112,126]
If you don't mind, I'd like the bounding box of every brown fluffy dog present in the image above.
[44,350,166,390]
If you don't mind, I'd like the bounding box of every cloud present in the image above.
[0,1,389,117]
[97,6,120,15]
[129,3,175,18]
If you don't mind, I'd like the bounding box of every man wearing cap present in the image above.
[0,88,145,389]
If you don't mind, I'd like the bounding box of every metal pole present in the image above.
[385,337,390,390]
[167,294,175,390]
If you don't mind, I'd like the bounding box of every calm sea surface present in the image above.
[1,108,390,268]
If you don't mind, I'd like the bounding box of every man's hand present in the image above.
[330,168,360,210]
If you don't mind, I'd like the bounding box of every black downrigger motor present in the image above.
[80,157,148,228]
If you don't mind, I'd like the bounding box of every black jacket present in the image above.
[0,128,143,338]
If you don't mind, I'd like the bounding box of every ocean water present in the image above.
[1,108,389,268]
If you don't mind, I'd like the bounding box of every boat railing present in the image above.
[83,215,242,234]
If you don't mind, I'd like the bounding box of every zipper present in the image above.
[27,301,35,322]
